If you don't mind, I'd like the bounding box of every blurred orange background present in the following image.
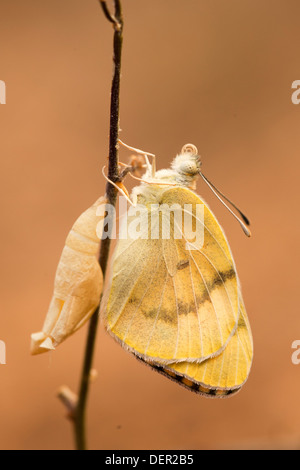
[0,0,299,450]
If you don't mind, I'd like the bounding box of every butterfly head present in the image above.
[171,144,201,187]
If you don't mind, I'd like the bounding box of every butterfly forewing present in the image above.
[105,187,240,366]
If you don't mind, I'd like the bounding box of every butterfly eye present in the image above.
[179,160,199,175]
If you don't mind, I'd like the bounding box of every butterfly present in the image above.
[103,143,253,398]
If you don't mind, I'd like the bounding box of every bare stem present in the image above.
[74,0,123,450]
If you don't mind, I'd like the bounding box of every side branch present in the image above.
[100,1,122,31]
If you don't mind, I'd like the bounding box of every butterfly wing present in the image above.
[104,186,242,367]
[148,294,253,397]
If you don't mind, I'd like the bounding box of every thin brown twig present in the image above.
[100,1,116,23]
[100,1,122,30]
[57,386,78,421]
[74,0,123,450]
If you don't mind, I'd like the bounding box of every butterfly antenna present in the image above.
[199,172,251,237]
[200,173,250,225]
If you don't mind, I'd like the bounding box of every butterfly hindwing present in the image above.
[157,295,253,397]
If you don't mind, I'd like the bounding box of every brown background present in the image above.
[0,0,299,450]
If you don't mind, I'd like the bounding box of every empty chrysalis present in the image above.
[31,196,106,355]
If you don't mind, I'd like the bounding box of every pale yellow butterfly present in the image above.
[103,144,253,398]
